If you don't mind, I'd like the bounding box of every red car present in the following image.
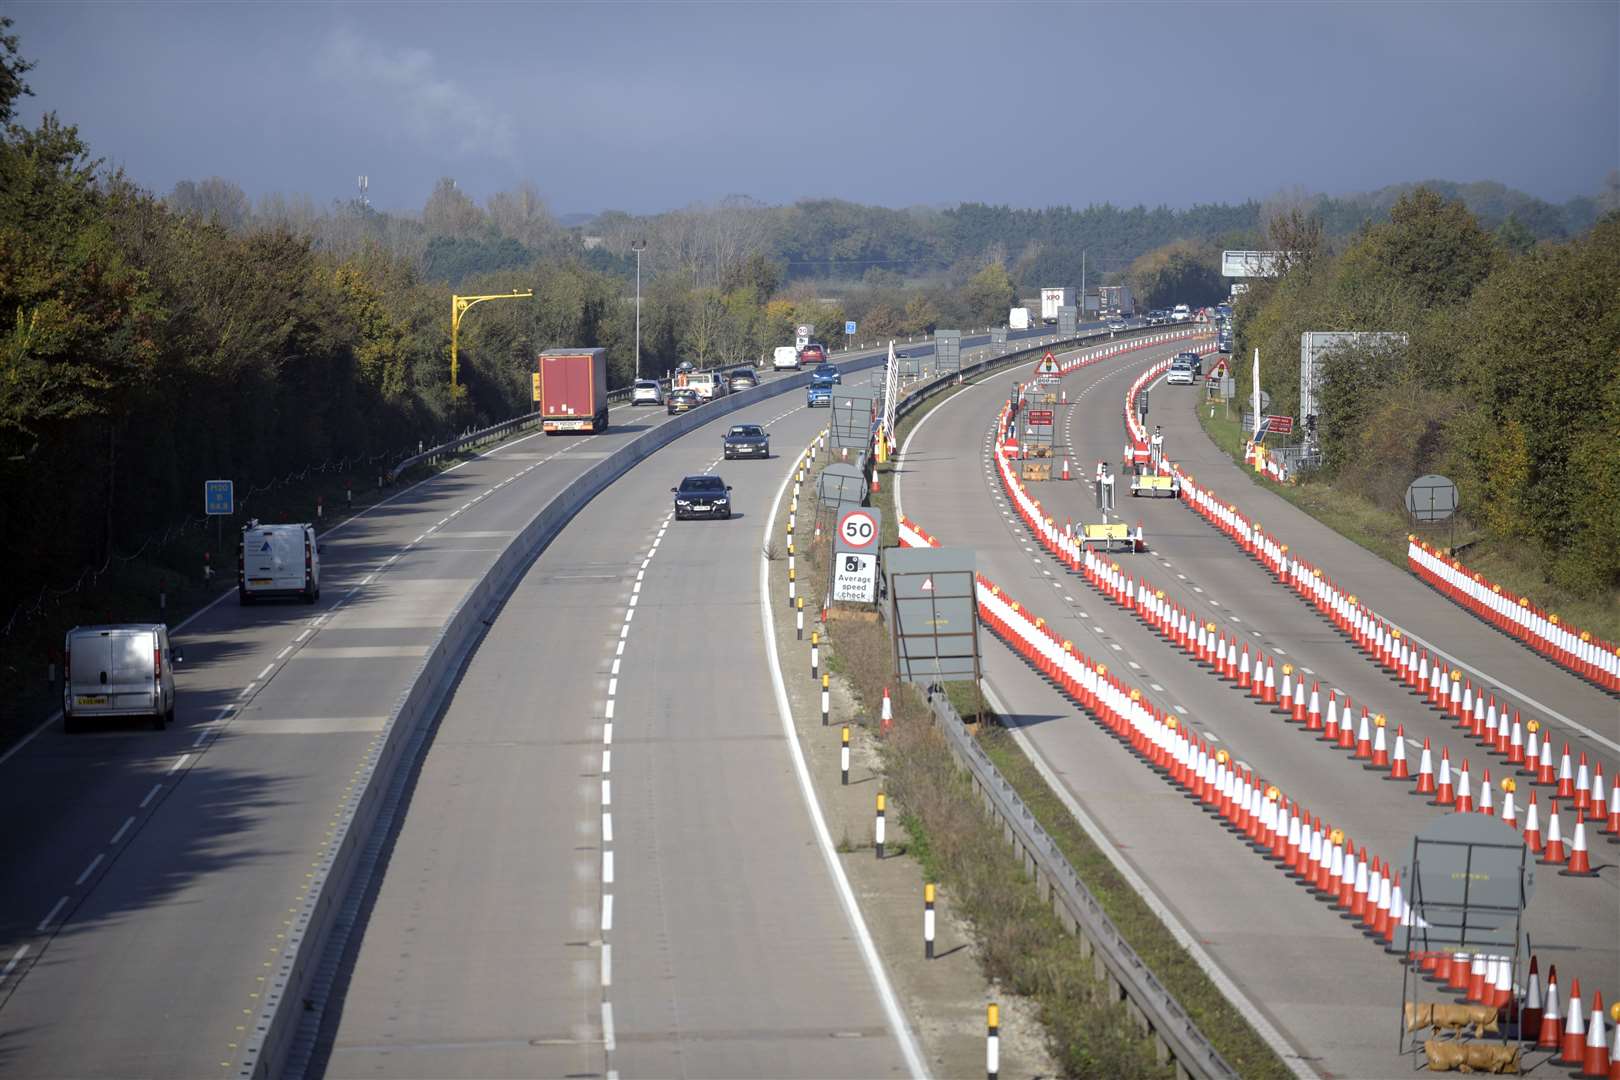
[798,343,827,365]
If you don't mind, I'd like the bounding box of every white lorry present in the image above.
[1040,287,1076,325]
[63,623,180,732]
[239,520,321,604]
[1009,307,1032,331]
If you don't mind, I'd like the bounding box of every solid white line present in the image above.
[984,681,1312,1076]
[74,853,104,886]
[760,443,929,1080]
[37,896,68,933]
[110,815,135,845]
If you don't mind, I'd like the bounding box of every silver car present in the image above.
[63,623,181,732]
[630,379,664,406]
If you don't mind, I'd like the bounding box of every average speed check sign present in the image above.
[836,508,879,552]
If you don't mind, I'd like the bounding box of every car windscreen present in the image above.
[681,478,724,492]
[729,427,762,437]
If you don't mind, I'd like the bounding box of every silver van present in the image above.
[63,624,180,732]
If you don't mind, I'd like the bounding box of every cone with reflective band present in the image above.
[1336,699,1357,750]
[1290,678,1306,722]
[1561,818,1596,876]
[1538,968,1563,1050]
[1589,763,1606,826]
[1350,850,1371,919]
[1501,784,1517,828]
[1541,801,1567,864]
[1583,992,1608,1078]
[1508,714,1526,765]
[1538,738,1557,785]
[1323,691,1341,742]
[1448,950,1473,992]
[1353,711,1373,760]
[1277,665,1293,713]
[1369,717,1390,768]
[1386,726,1410,780]
[1453,760,1474,813]
[1607,779,1620,837]
[1565,979,1588,1066]
[1237,644,1252,689]
[1558,743,1577,798]
[1466,953,1488,1003]
[1574,752,1592,816]
[1261,657,1277,705]
[1523,724,1543,777]
[1337,844,1358,909]
[1414,738,1436,794]
[1305,682,1322,730]
[1476,770,1494,815]
[1494,702,1510,755]
[1524,793,1544,853]
[1431,748,1454,805]
[1521,956,1544,1042]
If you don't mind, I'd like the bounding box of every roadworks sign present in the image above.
[1037,352,1060,376]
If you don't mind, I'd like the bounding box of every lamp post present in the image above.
[631,240,647,380]
[451,289,533,397]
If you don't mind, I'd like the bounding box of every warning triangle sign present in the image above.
[920,577,934,592]
[260,540,272,552]
[1037,352,1059,376]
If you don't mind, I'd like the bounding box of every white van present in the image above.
[772,345,800,371]
[63,623,179,732]
[239,521,321,604]
[683,371,727,402]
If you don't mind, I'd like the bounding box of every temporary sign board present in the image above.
[205,480,235,516]
[1405,474,1459,523]
[1221,250,1290,278]
[1028,409,1054,426]
[886,546,980,684]
[835,507,881,555]
[1394,812,1532,956]
[1299,331,1407,431]
[1057,306,1078,336]
[829,385,878,451]
[816,464,868,508]
[1264,414,1295,434]
[933,329,961,374]
[1036,351,1060,377]
[834,552,878,603]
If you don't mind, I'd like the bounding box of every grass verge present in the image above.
[1193,404,1620,642]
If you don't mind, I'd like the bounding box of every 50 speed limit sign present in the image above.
[835,508,881,554]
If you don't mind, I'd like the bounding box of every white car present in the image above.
[1171,304,1191,323]
[1166,360,1196,385]
[630,379,664,406]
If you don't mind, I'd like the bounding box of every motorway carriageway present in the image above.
[0,329,972,1077]
[894,337,1618,1079]
[307,384,921,1079]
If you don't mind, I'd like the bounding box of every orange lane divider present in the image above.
[1408,536,1620,695]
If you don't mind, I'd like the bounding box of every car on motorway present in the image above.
[798,343,827,365]
[806,382,833,407]
[666,387,699,414]
[630,379,664,406]
[1217,327,1233,353]
[1105,317,1127,333]
[1174,350,1203,374]
[729,366,759,390]
[671,474,732,520]
[1171,304,1191,323]
[722,423,771,460]
[810,364,842,385]
[1145,309,1168,326]
[683,371,727,402]
[63,623,181,732]
[1166,361,1196,386]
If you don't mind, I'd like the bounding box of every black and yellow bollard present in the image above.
[821,672,830,726]
[810,632,819,680]
[986,1003,1000,1080]
[924,883,936,959]
[796,596,805,640]
[840,726,850,785]
[874,791,886,858]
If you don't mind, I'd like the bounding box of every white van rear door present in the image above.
[245,529,304,590]
[110,630,157,712]
[69,631,115,705]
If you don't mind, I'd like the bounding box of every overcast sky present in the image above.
[10,1,1617,216]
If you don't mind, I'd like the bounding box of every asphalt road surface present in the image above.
[895,336,1618,1078]
[314,393,918,1078]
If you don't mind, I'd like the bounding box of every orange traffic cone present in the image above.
[1322,691,1341,742]
[1524,793,1544,853]
[1476,770,1494,815]
[1305,682,1322,730]
[1607,780,1620,837]
[1522,955,1544,1038]
[1413,738,1435,793]
[1353,711,1374,761]
[1061,458,1071,481]
[1575,752,1592,816]
[1454,760,1474,813]
[1386,725,1410,780]
[1432,748,1455,806]
[1561,818,1597,877]
[1583,992,1609,1078]
[1541,801,1568,864]
[1564,979,1588,1066]
[1336,699,1357,749]
[880,687,893,735]
[1558,743,1577,798]
[1538,967,1563,1049]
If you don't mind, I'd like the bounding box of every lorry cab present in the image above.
[64,623,180,732]
[684,371,727,402]
[239,521,321,604]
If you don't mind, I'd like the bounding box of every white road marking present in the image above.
[110,816,135,845]
[295,629,311,642]
[601,893,614,932]
[167,753,191,775]
[605,700,615,720]
[601,779,612,806]
[74,853,104,886]
[274,646,291,661]
[37,896,68,932]
[603,722,613,745]
[602,1001,617,1054]
[1205,732,1222,743]
[1174,705,1188,714]
[603,850,615,885]
[257,663,275,680]
[0,944,27,984]
[602,749,611,774]
[1151,683,1164,692]
[602,812,614,844]
[607,678,617,696]
[139,783,162,808]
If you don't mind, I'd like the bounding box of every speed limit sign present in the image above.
[835,508,881,553]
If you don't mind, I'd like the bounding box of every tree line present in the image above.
[1231,187,1620,597]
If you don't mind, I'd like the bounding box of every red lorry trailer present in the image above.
[538,348,610,434]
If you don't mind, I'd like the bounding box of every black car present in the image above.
[667,388,699,415]
[1174,350,1203,375]
[722,423,770,460]
[672,475,732,520]
[729,367,759,390]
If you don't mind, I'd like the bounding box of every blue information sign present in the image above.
[205,479,234,516]
[844,321,857,335]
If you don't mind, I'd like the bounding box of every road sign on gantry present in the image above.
[835,507,882,556]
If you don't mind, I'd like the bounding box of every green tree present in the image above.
[1359,187,1497,307]
[962,262,1015,325]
